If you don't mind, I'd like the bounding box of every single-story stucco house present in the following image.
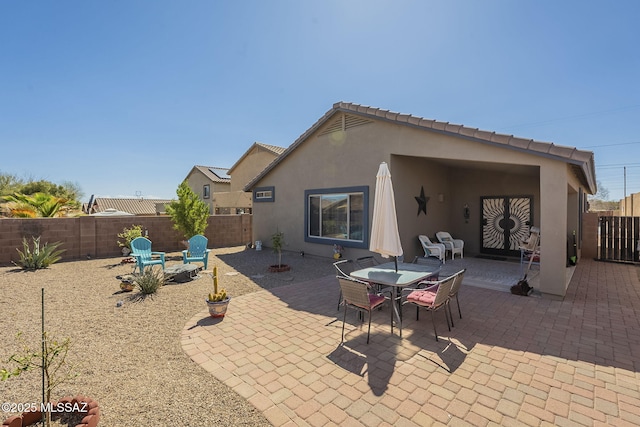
[245,102,597,299]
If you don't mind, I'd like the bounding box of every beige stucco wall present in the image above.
[185,170,231,214]
[230,147,278,192]
[251,117,589,297]
[214,191,252,212]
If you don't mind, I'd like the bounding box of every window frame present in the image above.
[304,186,369,249]
[253,186,275,202]
[203,184,210,199]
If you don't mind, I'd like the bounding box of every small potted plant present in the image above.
[117,224,144,256]
[205,266,230,318]
[333,244,344,260]
[119,276,135,292]
[268,231,290,272]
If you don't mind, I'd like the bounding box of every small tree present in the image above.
[166,181,210,240]
[271,231,285,267]
[1,332,77,427]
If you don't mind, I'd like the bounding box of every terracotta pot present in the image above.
[206,298,230,318]
[268,264,291,273]
[3,396,100,427]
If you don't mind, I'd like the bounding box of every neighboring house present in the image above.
[85,196,172,215]
[224,142,286,210]
[184,166,232,214]
[185,143,285,215]
[228,142,286,191]
[245,102,597,299]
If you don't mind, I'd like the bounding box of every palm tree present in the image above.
[1,192,70,217]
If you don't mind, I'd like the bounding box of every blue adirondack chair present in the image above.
[182,235,211,269]
[130,237,165,274]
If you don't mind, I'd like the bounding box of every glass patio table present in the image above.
[350,261,440,338]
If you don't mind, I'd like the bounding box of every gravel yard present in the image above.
[0,246,335,426]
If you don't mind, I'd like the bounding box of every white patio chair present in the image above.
[418,235,446,263]
[435,231,464,260]
[518,227,540,276]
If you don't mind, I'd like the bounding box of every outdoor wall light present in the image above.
[463,204,470,222]
[438,193,444,203]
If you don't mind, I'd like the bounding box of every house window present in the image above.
[305,186,368,248]
[254,186,275,202]
[203,185,210,199]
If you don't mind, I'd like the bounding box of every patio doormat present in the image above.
[476,255,507,261]
[476,255,521,263]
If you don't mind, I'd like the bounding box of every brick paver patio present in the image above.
[181,259,640,426]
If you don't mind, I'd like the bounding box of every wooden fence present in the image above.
[598,216,639,263]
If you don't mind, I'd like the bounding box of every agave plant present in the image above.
[134,266,165,295]
[14,236,65,270]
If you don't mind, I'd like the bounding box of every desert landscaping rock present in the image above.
[0,246,335,427]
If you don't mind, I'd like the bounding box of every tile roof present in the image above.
[192,166,231,183]
[227,142,286,174]
[256,142,286,155]
[245,102,597,193]
[89,198,173,215]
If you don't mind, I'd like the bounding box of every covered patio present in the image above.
[181,257,639,426]
[247,102,596,299]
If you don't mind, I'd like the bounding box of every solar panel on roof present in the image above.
[209,167,231,179]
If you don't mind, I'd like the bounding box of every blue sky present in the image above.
[1,1,639,201]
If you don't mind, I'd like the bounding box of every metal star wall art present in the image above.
[415,186,429,216]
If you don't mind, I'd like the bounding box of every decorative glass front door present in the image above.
[481,196,533,256]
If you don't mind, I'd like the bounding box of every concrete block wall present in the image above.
[0,214,252,266]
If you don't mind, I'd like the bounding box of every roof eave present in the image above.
[244,102,598,194]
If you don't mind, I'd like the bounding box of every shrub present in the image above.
[14,237,65,270]
[134,266,164,295]
[117,224,144,250]
[1,331,77,427]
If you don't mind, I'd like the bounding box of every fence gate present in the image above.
[598,216,640,262]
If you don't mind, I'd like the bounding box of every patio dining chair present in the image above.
[354,255,394,297]
[337,276,390,344]
[446,269,466,327]
[354,256,379,269]
[401,273,456,341]
[130,237,166,274]
[412,255,443,282]
[334,259,356,310]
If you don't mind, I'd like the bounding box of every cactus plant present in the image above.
[206,266,229,302]
[205,266,230,318]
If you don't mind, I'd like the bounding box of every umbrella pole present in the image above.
[394,256,398,272]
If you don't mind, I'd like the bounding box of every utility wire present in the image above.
[583,141,640,148]
[499,105,640,131]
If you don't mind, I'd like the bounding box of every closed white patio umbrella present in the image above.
[369,162,403,271]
